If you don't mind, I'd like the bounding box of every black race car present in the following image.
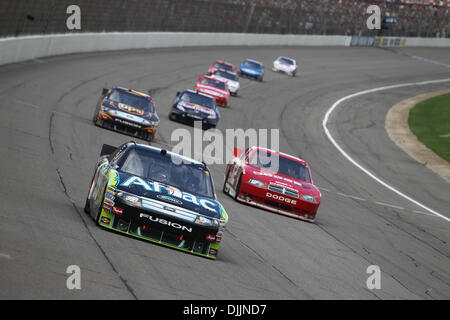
[169,89,220,130]
[93,87,160,141]
[84,142,229,259]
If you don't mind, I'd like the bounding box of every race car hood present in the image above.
[176,101,216,116]
[114,171,222,219]
[240,65,263,75]
[245,166,321,198]
[102,98,158,122]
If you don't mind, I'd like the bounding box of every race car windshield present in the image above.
[244,61,262,69]
[201,78,226,90]
[214,70,238,81]
[119,148,215,198]
[214,63,233,72]
[180,91,216,109]
[279,57,294,65]
[109,90,155,113]
[250,151,311,182]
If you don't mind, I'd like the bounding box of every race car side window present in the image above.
[110,144,129,166]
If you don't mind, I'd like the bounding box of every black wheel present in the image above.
[223,170,230,193]
[234,174,242,200]
[84,197,90,214]
[94,192,106,226]
[90,185,108,225]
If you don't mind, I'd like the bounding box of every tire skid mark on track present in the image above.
[47,75,139,300]
[224,228,313,299]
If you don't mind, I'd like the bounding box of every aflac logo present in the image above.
[121,176,218,212]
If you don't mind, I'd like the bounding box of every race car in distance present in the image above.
[84,142,228,259]
[93,87,160,141]
[195,75,230,107]
[210,69,240,96]
[272,56,297,77]
[169,89,220,130]
[207,60,237,75]
[223,146,321,223]
[238,59,264,81]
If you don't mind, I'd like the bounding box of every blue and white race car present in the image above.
[238,59,264,81]
[272,56,297,77]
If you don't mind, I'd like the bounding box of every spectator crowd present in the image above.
[2,0,448,38]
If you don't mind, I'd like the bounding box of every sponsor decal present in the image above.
[139,213,193,232]
[163,205,176,212]
[266,192,297,205]
[103,198,114,211]
[209,248,218,256]
[100,216,111,226]
[121,176,218,213]
[112,206,123,215]
[157,194,183,205]
[118,103,145,116]
[178,101,215,115]
[105,192,115,201]
[114,118,141,128]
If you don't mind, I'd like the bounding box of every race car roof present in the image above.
[131,142,206,167]
[184,89,215,99]
[244,58,263,65]
[277,56,296,63]
[113,86,153,99]
[201,75,227,84]
[214,60,234,66]
[251,146,307,166]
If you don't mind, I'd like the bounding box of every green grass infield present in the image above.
[408,92,450,163]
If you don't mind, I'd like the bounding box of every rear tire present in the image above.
[223,170,230,194]
[84,198,90,214]
[234,175,242,200]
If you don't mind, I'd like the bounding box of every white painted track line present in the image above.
[322,78,450,222]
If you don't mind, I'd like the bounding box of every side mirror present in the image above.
[101,88,109,96]
[198,77,202,82]
[176,91,180,97]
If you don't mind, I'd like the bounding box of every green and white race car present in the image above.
[84,142,228,259]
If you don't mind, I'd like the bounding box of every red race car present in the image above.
[223,146,321,222]
[207,60,237,75]
[195,75,230,107]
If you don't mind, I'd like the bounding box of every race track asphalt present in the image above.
[0,45,449,299]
